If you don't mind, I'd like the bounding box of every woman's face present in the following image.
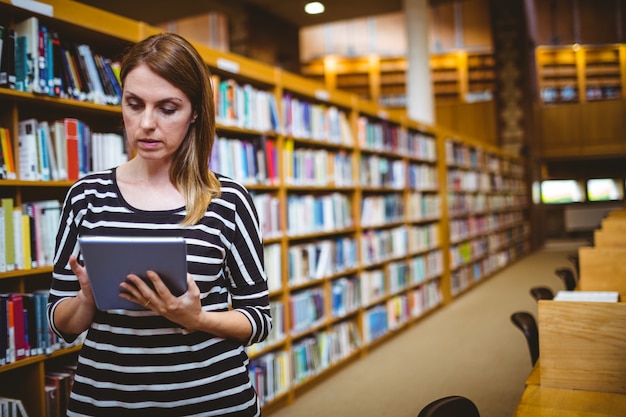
[122,64,196,163]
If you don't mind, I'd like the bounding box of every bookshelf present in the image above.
[536,44,626,104]
[0,1,529,416]
[444,134,529,296]
[300,51,495,107]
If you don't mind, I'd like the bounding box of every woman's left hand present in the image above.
[120,272,203,330]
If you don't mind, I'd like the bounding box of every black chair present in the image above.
[417,395,480,417]
[510,311,539,366]
[567,253,580,278]
[530,286,554,301]
[554,267,577,291]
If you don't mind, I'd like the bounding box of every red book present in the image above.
[264,139,276,185]
[9,293,27,360]
[64,118,79,181]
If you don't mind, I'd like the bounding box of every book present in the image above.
[49,30,64,97]
[17,118,40,181]
[39,121,59,180]
[9,293,27,361]
[0,203,5,273]
[14,16,40,93]
[21,212,32,270]
[76,43,106,104]
[0,127,17,179]
[0,25,16,89]
[63,118,80,180]
[51,120,67,180]
[36,121,51,181]
[0,294,7,365]
[0,397,28,417]
[13,208,24,270]
[1,198,15,271]
[38,23,50,95]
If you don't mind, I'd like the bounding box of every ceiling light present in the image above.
[305,2,325,15]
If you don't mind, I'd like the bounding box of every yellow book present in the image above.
[283,138,294,183]
[0,127,17,179]
[21,214,31,271]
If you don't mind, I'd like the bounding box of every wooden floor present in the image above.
[265,240,585,417]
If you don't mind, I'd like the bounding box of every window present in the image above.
[540,180,584,204]
[587,178,622,202]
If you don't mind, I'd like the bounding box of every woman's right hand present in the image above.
[69,255,96,309]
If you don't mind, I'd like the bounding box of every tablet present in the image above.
[78,235,188,310]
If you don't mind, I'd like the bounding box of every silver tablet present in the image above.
[78,235,188,310]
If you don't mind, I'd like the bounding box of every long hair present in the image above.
[119,33,221,225]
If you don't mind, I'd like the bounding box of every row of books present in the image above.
[45,364,76,417]
[361,226,409,266]
[0,290,83,367]
[210,136,278,186]
[0,397,27,417]
[360,155,407,189]
[331,276,360,318]
[213,76,280,133]
[407,193,441,222]
[282,94,354,145]
[360,194,404,227]
[0,198,61,274]
[291,320,361,384]
[1,17,122,105]
[249,350,290,406]
[283,140,354,187]
[287,237,358,285]
[357,116,403,154]
[250,193,281,240]
[286,193,353,237]
[16,118,126,182]
[289,288,325,335]
[362,280,443,343]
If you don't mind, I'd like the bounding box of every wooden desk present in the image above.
[525,361,540,386]
[513,384,626,417]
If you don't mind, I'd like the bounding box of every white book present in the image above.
[51,120,68,180]
[77,43,107,104]
[17,118,40,181]
[14,16,40,93]
[554,290,620,302]
[13,208,24,270]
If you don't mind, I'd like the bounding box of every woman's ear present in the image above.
[191,111,198,123]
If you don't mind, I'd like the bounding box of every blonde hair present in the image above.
[120,33,221,225]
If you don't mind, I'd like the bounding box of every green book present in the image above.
[1,198,14,271]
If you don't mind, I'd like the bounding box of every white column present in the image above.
[403,0,434,125]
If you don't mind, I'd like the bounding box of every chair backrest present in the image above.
[567,253,580,278]
[530,286,554,301]
[417,395,480,417]
[510,311,539,366]
[555,267,577,291]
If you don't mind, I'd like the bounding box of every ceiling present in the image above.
[73,0,453,28]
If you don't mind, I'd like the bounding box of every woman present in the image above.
[48,33,272,416]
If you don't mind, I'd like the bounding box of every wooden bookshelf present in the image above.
[0,1,530,415]
[536,44,626,104]
[301,51,495,108]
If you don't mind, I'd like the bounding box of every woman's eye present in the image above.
[125,101,142,110]
[161,107,177,115]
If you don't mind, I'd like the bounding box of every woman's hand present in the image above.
[53,256,97,335]
[120,272,203,329]
[120,272,253,341]
[69,255,97,310]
